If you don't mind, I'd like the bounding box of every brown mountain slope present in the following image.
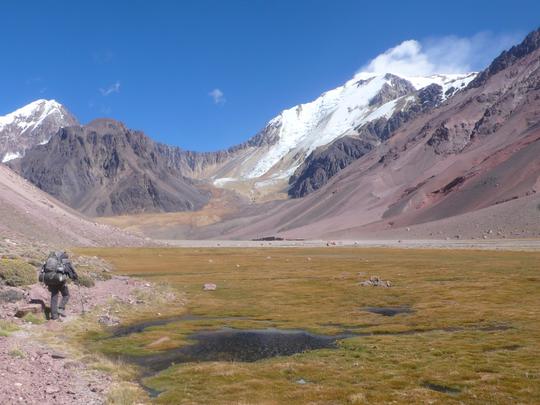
[10,119,211,216]
[0,164,146,247]
[186,29,540,240]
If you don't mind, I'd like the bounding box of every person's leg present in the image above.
[49,285,60,320]
[58,284,70,317]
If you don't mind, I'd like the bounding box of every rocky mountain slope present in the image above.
[0,164,146,247]
[4,71,476,213]
[6,28,539,238]
[10,119,211,216]
[187,28,540,240]
[287,80,464,197]
[0,99,77,163]
[203,72,476,199]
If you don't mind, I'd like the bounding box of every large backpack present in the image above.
[39,252,68,286]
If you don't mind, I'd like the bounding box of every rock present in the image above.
[45,386,60,394]
[98,314,120,326]
[203,283,217,291]
[63,361,81,370]
[296,378,307,385]
[146,336,171,348]
[0,288,25,303]
[28,284,49,303]
[15,303,43,318]
[359,275,392,288]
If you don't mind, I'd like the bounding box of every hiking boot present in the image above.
[58,309,66,317]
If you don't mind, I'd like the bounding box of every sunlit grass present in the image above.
[76,247,540,404]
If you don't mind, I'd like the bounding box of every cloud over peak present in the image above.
[359,31,522,77]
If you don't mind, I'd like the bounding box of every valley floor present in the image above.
[160,238,540,251]
[72,246,540,404]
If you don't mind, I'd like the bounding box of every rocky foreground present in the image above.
[0,256,168,405]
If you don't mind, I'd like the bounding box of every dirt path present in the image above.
[0,330,107,405]
[0,276,156,405]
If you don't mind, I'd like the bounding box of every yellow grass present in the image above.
[76,247,540,404]
[97,188,237,237]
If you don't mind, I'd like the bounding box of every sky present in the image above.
[1,1,538,151]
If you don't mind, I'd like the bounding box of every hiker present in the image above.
[39,251,79,320]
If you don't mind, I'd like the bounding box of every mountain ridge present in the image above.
[0,99,78,163]
[9,119,211,216]
[4,28,539,232]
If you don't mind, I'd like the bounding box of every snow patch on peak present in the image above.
[0,99,77,165]
[231,70,477,183]
[405,73,476,95]
[245,74,395,179]
[0,99,66,131]
[1,151,22,163]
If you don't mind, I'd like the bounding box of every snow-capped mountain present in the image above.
[208,70,476,198]
[0,99,78,163]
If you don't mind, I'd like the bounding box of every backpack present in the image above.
[39,252,68,286]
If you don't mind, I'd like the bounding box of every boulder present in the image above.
[0,287,25,303]
[203,283,217,291]
[359,276,392,288]
[98,314,120,326]
[28,284,49,303]
[15,303,43,318]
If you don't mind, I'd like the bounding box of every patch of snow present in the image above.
[242,71,477,180]
[0,99,64,131]
[245,74,394,179]
[213,177,236,187]
[406,73,476,95]
[2,152,22,163]
[364,99,399,122]
[439,73,477,100]
[254,179,280,189]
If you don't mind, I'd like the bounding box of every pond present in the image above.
[124,328,339,373]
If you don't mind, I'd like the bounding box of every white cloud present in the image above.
[99,81,121,96]
[209,88,226,105]
[359,31,522,77]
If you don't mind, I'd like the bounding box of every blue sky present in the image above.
[1,1,538,151]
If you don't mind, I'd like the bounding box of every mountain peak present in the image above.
[0,99,65,128]
[86,118,128,133]
[0,99,78,163]
[468,27,540,88]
